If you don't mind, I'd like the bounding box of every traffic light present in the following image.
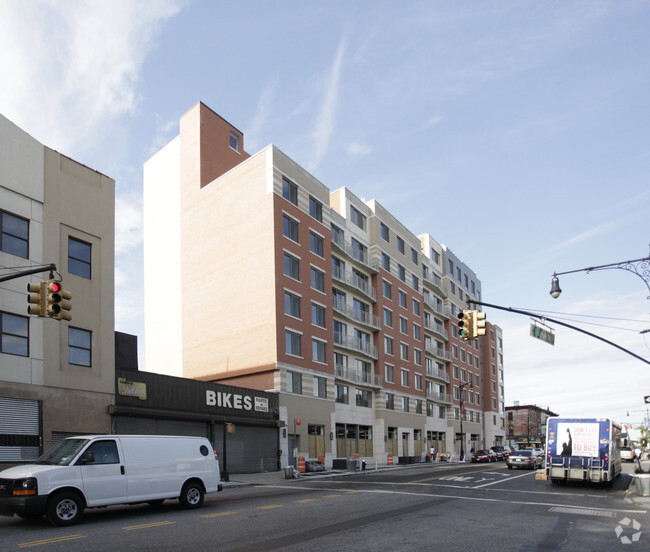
[27,281,47,317]
[46,280,72,321]
[474,311,486,337]
[457,310,473,340]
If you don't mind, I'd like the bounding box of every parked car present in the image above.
[532,448,544,458]
[471,449,495,463]
[490,446,508,460]
[621,446,635,462]
[506,449,543,470]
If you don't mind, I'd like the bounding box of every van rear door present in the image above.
[76,439,127,506]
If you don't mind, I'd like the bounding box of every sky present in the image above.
[1,0,649,432]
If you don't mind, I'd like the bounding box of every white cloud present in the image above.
[347,141,371,159]
[0,0,184,152]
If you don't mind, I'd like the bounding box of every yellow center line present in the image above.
[123,520,175,531]
[258,504,283,509]
[323,494,341,498]
[410,464,507,483]
[295,499,317,503]
[19,535,87,548]
[201,511,238,518]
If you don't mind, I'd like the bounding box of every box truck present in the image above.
[0,435,222,526]
[545,417,622,484]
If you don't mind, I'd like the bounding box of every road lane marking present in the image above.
[202,511,238,518]
[410,464,507,483]
[19,535,87,548]
[323,494,341,498]
[258,504,283,509]
[295,499,317,503]
[123,520,175,531]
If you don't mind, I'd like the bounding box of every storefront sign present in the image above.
[117,378,147,400]
[206,390,269,413]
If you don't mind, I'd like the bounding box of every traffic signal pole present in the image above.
[0,264,57,283]
[467,300,650,366]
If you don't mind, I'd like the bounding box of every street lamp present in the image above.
[550,249,650,300]
[459,381,473,461]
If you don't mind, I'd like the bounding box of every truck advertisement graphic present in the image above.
[546,417,621,484]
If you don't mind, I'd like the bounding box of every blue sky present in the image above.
[1,0,648,429]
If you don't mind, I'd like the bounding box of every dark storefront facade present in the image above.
[110,369,280,473]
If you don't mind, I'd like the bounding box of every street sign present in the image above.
[644,395,650,404]
[530,324,555,345]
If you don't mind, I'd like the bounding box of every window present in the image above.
[413,324,421,341]
[350,206,366,230]
[287,371,302,394]
[431,249,440,264]
[380,222,390,242]
[381,253,391,270]
[400,342,409,361]
[356,389,372,408]
[385,364,394,382]
[69,327,91,366]
[68,237,91,279]
[412,274,419,291]
[311,303,326,327]
[283,215,299,242]
[331,224,344,246]
[382,280,392,300]
[412,299,420,316]
[229,131,240,152]
[284,291,301,318]
[383,308,393,327]
[386,393,395,410]
[384,335,394,355]
[398,290,407,308]
[314,376,327,398]
[398,264,406,282]
[401,369,409,387]
[310,266,325,292]
[284,253,300,280]
[415,373,422,390]
[350,238,367,264]
[399,316,408,335]
[1,312,29,356]
[312,339,326,363]
[411,248,418,265]
[397,236,405,254]
[310,232,324,257]
[336,384,349,404]
[402,397,410,412]
[309,196,323,222]
[414,349,422,366]
[1,211,29,258]
[282,177,298,205]
[285,330,302,357]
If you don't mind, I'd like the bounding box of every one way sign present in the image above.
[645,395,650,404]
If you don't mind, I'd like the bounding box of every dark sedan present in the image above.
[506,449,542,470]
[471,449,496,463]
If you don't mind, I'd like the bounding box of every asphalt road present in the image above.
[1,461,648,551]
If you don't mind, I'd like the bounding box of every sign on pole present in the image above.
[530,324,555,345]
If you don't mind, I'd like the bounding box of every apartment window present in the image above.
[401,368,409,387]
[413,324,421,341]
[427,403,435,417]
[284,291,301,318]
[399,316,408,334]
[397,236,405,254]
[438,406,446,419]
[331,224,344,245]
[285,330,302,357]
[412,299,420,316]
[414,349,422,366]
[351,238,367,264]
[314,376,327,398]
[400,342,409,361]
[309,196,323,222]
[382,280,392,300]
[336,384,349,404]
[1,312,29,356]
[384,335,394,355]
[312,303,325,327]
[415,399,423,414]
[411,248,418,265]
[398,264,406,282]
[356,389,372,408]
[415,373,422,390]
[68,237,91,279]
[229,131,240,152]
[69,327,91,366]
[383,308,393,328]
[287,371,302,394]
[412,274,419,291]
[385,364,394,383]
[381,253,391,270]
[386,393,395,410]
[282,177,298,205]
[310,266,325,292]
[402,397,410,412]
[284,253,300,280]
[310,232,324,257]
[283,215,299,242]
[312,339,326,363]
[380,222,390,242]
[1,211,29,258]
[398,290,407,308]
[350,206,366,230]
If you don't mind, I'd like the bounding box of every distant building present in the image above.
[143,102,506,468]
[0,113,115,465]
[506,403,558,449]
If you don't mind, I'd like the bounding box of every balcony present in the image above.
[422,294,447,319]
[422,270,446,297]
[426,366,450,384]
[332,298,381,331]
[335,363,382,388]
[425,345,451,363]
[424,318,448,341]
[331,234,374,270]
[427,390,452,404]
[333,331,378,360]
[332,265,377,301]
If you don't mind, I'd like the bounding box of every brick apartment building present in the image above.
[143,102,506,468]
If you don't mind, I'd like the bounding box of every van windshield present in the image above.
[35,439,89,466]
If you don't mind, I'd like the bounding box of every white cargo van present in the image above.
[0,435,222,526]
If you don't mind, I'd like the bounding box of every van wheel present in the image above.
[46,491,84,526]
[179,481,204,509]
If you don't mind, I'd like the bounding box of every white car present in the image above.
[621,447,635,461]
[532,448,544,457]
